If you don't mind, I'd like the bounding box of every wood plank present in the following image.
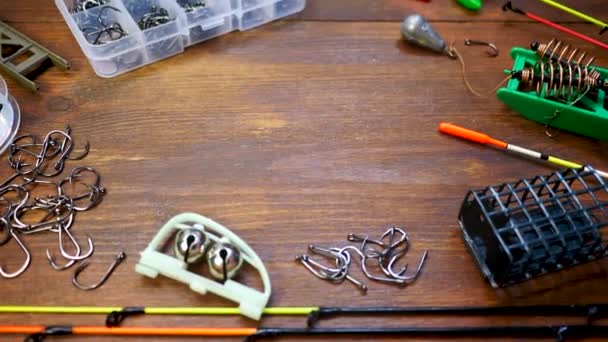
[0,18,607,342]
[3,0,608,23]
[299,0,608,22]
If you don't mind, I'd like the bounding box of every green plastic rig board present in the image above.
[496,47,608,141]
[0,20,70,91]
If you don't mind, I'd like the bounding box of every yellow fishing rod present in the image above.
[2,304,607,328]
[538,0,608,34]
[0,306,316,327]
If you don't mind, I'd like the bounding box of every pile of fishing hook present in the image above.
[78,6,129,45]
[137,6,173,30]
[0,125,110,287]
[296,227,429,292]
[71,0,111,13]
[177,0,208,13]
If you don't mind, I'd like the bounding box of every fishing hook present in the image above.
[348,233,387,258]
[72,251,126,291]
[36,129,75,177]
[60,125,90,161]
[0,172,35,190]
[379,227,410,256]
[0,217,11,246]
[58,224,94,261]
[464,39,499,57]
[0,185,29,214]
[385,250,429,282]
[297,245,350,279]
[339,244,407,285]
[361,256,406,284]
[58,167,106,211]
[0,229,31,278]
[12,201,73,233]
[297,245,367,291]
[46,224,83,270]
[296,254,348,280]
[67,166,102,187]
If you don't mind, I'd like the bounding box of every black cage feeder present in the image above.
[459,166,608,287]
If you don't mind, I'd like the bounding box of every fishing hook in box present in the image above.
[177,0,207,13]
[71,0,111,13]
[137,6,173,30]
[79,6,128,45]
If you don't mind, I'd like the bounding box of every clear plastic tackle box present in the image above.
[0,75,20,154]
[55,0,306,77]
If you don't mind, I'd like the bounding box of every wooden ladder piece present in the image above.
[0,20,70,91]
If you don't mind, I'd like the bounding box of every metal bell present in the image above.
[174,227,208,264]
[206,242,243,281]
[401,14,451,56]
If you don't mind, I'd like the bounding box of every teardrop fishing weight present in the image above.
[400,13,506,97]
[400,14,456,58]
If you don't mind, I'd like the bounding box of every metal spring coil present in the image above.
[533,39,596,68]
[515,60,602,100]
[531,39,602,87]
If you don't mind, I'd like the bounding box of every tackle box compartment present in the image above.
[55,0,305,77]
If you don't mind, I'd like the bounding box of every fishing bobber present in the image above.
[0,75,20,154]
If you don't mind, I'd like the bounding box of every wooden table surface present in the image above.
[1,0,607,341]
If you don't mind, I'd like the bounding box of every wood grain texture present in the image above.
[3,0,608,22]
[0,1,608,342]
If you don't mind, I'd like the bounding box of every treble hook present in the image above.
[72,251,126,291]
[464,39,499,57]
[0,229,31,278]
